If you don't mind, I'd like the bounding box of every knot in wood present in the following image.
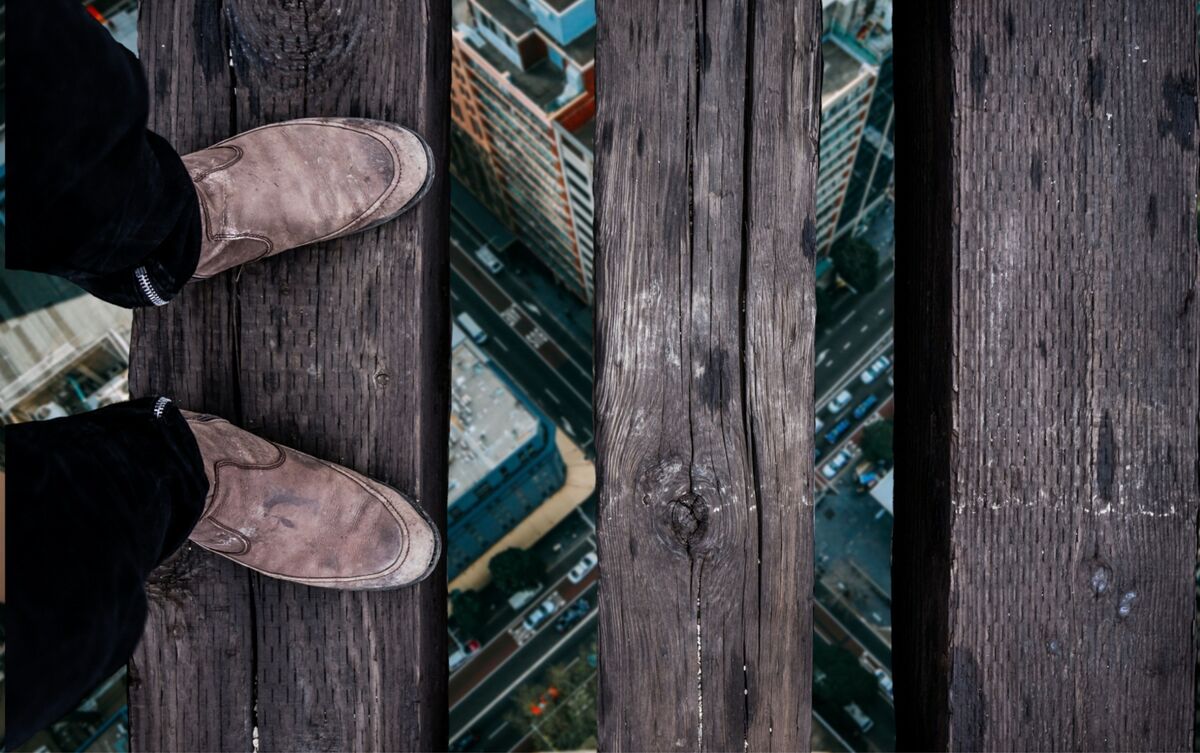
[638,457,719,557]
[667,492,708,548]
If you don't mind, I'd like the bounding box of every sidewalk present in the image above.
[450,429,596,593]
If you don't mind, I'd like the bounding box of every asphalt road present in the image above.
[449,242,595,453]
[450,208,594,369]
[815,270,894,398]
[450,530,597,705]
[452,583,599,751]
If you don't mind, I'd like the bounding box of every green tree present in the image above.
[813,640,876,706]
[505,640,601,750]
[539,676,598,750]
[831,236,880,293]
[489,547,543,596]
[449,588,487,636]
[861,420,894,465]
[815,285,836,327]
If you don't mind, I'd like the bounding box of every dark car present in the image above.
[555,598,591,633]
[852,394,879,419]
[824,418,851,444]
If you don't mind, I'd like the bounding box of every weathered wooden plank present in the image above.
[593,1,821,750]
[128,2,450,750]
[894,1,1199,749]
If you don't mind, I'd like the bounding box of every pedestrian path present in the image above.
[450,430,596,593]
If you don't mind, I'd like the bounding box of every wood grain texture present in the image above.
[894,1,1199,749]
[593,1,821,749]
[128,1,450,750]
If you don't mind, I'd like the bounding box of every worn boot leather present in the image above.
[182,411,440,590]
[182,117,434,280]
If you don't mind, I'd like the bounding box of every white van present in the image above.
[474,245,504,274]
[843,702,874,733]
[456,313,487,344]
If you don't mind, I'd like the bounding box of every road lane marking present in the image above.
[454,268,592,406]
[451,241,594,378]
[815,331,893,408]
[487,721,509,740]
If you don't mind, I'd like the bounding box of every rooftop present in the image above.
[822,35,876,106]
[459,0,594,114]
[475,0,534,36]
[540,0,586,12]
[464,32,572,110]
[870,469,894,514]
[558,25,595,66]
[447,327,541,506]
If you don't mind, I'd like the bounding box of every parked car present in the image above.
[854,460,880,487]
[555,598,591,633]
[567,551,599,584]
[852,394,879,419]
[523,597,560,632]
[843,702,875,732]
[824,418,851,444]
[474,245,504,273]
[507,584,542,610]
[873,668,894,701]
[821,449,853,479]
[448,637,484,671]
[826,389,853,415]
[456,312,487,344]
[860,354,891,384]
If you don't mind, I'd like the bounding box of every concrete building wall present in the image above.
[450,0,894,296]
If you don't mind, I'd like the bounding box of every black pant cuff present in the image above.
[61,134,202,309]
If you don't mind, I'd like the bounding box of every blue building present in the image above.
[447,325,566,578]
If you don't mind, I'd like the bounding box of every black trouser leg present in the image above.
[6,398,209,747]
[6,0,202,308]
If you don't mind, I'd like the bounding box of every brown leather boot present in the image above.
[183,118,434,280]
[182,411,440,590]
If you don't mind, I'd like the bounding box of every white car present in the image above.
[474,245,504,274]
[843,702,874,733]
[821,449,852,479]
[523,597,560,632]
[567,551,599,584]
[860,354,892,384]
[873,668,894,700]
[826,389,853,415]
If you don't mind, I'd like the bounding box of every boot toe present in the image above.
[364,121,434,225]
[354,480,441,590]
